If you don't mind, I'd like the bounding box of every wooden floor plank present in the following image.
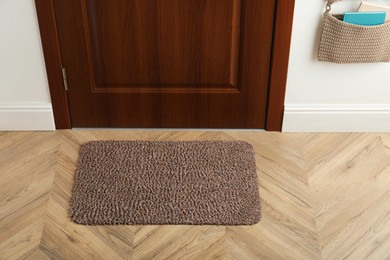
[134,226,226,260]
[0,131,389,259]
[0,132,59,258]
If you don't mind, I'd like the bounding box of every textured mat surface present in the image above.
[71,141,261,225]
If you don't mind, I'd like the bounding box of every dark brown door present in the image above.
[54,0,275,128]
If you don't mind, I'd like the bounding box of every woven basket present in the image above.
[318,0,390,63]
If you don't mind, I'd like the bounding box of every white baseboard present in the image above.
[0,103,55,131]
[283,105,390,132]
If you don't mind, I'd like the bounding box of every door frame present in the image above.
[35,0,295,131]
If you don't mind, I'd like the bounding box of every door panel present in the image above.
[87,0,241,87]
[54,0,276,128]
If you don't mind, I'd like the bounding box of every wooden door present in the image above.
[53,0,276,128]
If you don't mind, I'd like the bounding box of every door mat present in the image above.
[71,140,261,225]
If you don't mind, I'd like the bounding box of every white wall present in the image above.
[283,0,390,132]
[0,0,55,130]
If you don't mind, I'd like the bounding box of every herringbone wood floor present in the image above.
[1,131,390,260]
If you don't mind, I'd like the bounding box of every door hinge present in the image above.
[61,67,69,91]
